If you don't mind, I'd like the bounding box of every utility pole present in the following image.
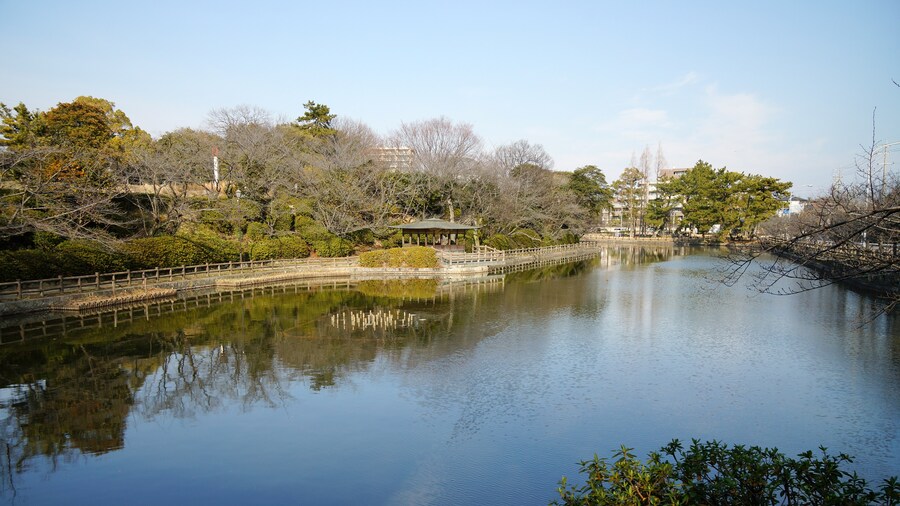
[880,141,900,202]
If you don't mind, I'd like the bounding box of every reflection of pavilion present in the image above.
[391,218,479,252]
[330,309,421,331]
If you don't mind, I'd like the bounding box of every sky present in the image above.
[2,0,899,197]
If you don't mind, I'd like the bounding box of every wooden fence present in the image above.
[0,256,358,302]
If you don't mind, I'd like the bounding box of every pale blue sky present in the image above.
[2,0,898,195]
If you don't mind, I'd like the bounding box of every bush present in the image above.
[56,240,128,274]
[121,236,216,269]
[485,233,514,250]
[313,237,354,257]
[0,249,63,282]
[295,216,332,242]
[250,235,311,260]
[555,439,900,505]
[176,223,241,262]
[245,221,268,242]
[358,246,438,268]
[33,231,65,251]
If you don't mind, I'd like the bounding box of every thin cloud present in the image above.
[646,71,700,95]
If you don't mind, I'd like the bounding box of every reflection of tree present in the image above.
[1,340,145,497]
[3,255,681,496]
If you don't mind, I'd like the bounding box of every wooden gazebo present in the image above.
[391,218,479,252]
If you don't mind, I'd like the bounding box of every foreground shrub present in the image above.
[555,439,899,506]
[358,246,438,268]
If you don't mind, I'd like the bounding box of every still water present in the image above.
[1,246,898,505]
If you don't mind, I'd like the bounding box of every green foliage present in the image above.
[295,100,336,137]
[245,221,268,242]
[33,231,65,250]
[0,102,43,149]
[176,223,241,262]
[358,246,438,268]
[0,240,130,281]
[555,439,899,506]
[121,236,217,269]
[485,233,513,250]
[295,215,333,242]
[485,230,556,250]
[55,240,128,274]
[0,249,63,282]
[569,165,614,216]
[667,160,792,238]
[313,237,354,257]
[250,235,310,260]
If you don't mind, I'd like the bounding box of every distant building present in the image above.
[781,196,808,215]
[373,146,414,171]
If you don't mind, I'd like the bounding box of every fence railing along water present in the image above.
[0,257,358,301]
[0,244,602,303]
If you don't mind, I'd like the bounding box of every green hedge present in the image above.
[0,241,129,282]
[121,236,217,269]
[55,240,129,274]
[358,246,438,268]
[250,235,311,260]
[313,237,354,258]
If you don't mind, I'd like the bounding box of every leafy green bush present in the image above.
[121,236,215,269]
[555,439,899,505]
[33,231,66,251]
[295,216,332,242]
[176,223,241,262]
[0,249,63,281]
[245,221,268,242]
[313,237,354,257]
[485,233,513,250]
[250,235,310,260]
[56,240,128,274]
[358,246,438,268]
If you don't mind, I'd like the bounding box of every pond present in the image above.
[1,246,898,505]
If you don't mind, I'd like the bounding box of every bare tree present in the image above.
[725,115,900,314]
[491,139,554,176]
[389,117,483,179]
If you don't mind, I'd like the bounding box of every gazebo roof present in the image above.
[390,218,479,231]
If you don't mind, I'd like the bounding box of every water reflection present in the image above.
[0,245,896,504]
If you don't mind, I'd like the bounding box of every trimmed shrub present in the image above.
[55,240,128,274]
[176,223,241,262]
[358,246,438,268]
[33,231,66,251]
[121,236,215,269]
[313,237,354,258]
[485,233,514,250]
[0,249,63,282]
[295,216,332,242]
[250,235,311,260]
[245,221,268,242]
